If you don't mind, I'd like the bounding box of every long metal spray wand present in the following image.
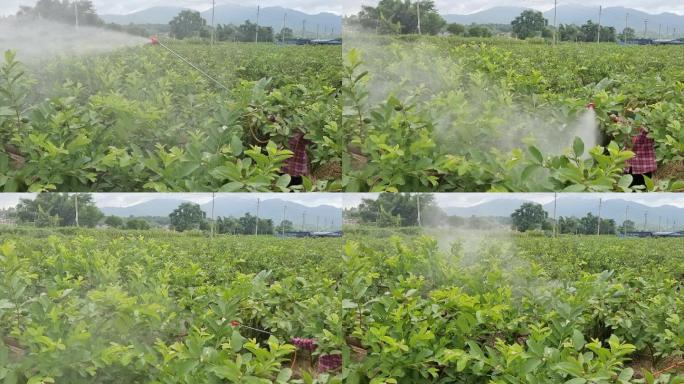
[151,37,230,92]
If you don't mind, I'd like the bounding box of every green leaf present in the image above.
[617,174,633,190]
[230,331,245,353]
[276,368,292,383]
[528,145,543,164]
[573,137,584,157]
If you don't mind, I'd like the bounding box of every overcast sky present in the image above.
[343,193,684,209]
[342,1,684,16]
[0,193,343,209]
[0,0,343,16]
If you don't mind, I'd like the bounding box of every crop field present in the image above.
[343,37,684,192]
[0,228,345,383]
[2,226,683,383]
[343,232,684,383]
[0,42,342,192]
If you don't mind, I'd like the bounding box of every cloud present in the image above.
[0,0,343,16]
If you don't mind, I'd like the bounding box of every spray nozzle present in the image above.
[150,36,159,45]
[586,102,596,110]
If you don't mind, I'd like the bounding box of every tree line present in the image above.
[1,194,295,235]
[15,0,166,37]
[346,0,632,43]
[347,194,631,235]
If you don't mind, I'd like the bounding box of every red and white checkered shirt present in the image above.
[625,128,657,175]
[282,131,310,177]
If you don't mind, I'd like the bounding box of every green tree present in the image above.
[237,20,274,42]
[18,0,103,26]
[356,193,442,227]
[467,25,493,38]
[559,24,581,41]
[446,23,465,36]
[169,202,206,232]
[275,27,294,42]
[104,215,124,228]
[275,219,294,234]
[511,203,548,232]
[618,219,636,234]
[216,24,238,41]
[169,10,207,40]
[511,10,548,39]
[357,0,446,35]
[618,27,636,42]
[126,218,150,230]
[15,193,103,227]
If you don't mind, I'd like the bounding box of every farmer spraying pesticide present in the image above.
[148,36,313,185]
[593,104,657,188]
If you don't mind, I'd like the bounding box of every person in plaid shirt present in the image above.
[281,130,311,185]
[609,112,657,187]
[625,126,657,187]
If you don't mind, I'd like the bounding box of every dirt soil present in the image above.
[629,353,684,379]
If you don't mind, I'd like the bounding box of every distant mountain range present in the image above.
[444,5,684,35]
[100,197,342,230]
[443,197,684,229]
[101,5,342,35]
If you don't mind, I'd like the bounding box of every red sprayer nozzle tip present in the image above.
[586,102,595,110]
[150,36,159,45]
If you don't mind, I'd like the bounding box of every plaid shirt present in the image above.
[282,131,310,177]
[625,128,657,175]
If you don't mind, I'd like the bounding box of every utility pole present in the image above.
[597,198,602,235]
[211,0,216,45]
[553,0,558,46]
[597,6,602,43]
[553,192,558,237]
[282,205,287,236]
[211,192,215,238]
[255,5,260,43]
[658,23,662,39]
[74,194,79,227]
[416,1,422,35]
[74,1,79,29]
[282,12,287,44]
[644,212,648,231]
[643,19,648,38]
[416,194,422,227]
[624,12,629,44]
[316,24,320,39]
[624,205,628,236]
[302,20,306,38]
[255,198,260,236]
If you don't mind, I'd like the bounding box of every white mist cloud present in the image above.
[0,19,147,61]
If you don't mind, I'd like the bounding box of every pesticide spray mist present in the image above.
[421,206,559,302]
[342,25,601,157]
[0,19,147,61]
